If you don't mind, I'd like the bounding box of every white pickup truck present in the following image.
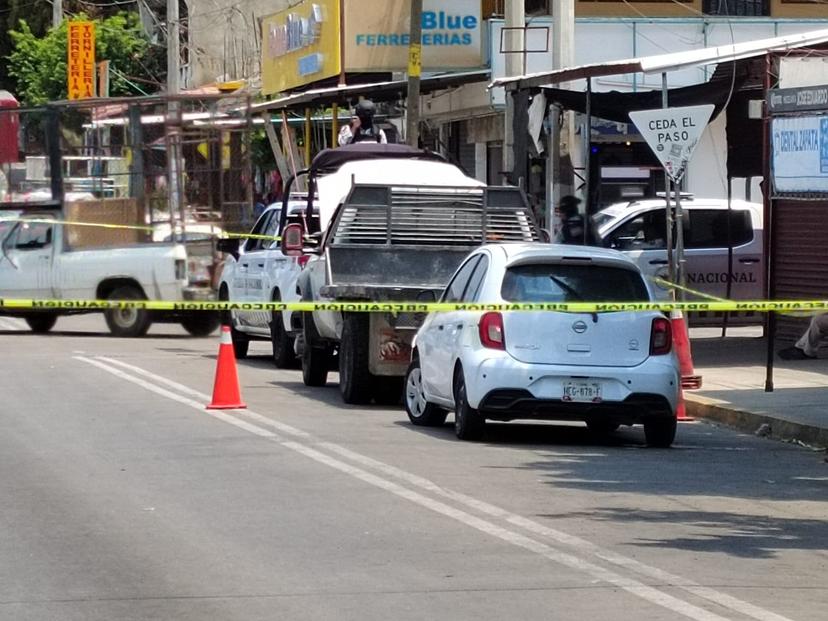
[217,198,317,367]
[0,205,219,336]
[284,144,541,405]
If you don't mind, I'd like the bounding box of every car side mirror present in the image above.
[282,223,304,257]
[217,237,241,259]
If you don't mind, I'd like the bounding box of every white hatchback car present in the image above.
[405,243,681,447]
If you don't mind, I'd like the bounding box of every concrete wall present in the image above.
[187,0,290,87]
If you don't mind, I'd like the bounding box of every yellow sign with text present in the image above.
[261,0,341,96]
[67,21,96,100]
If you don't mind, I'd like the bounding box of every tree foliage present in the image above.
[6,12,165,106]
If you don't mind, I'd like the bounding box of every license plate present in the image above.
[562,381,602,403]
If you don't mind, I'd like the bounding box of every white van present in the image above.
[594,198,764,301]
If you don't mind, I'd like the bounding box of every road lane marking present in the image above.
[75,356,278,439]
[97,356,312,439]
[76,356,795,621]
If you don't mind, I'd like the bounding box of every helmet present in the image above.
[355,99,376,122]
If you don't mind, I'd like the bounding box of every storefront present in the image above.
[768,83,828,343]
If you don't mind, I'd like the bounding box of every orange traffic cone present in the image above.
[207,325,247,410]
[671,310,702,390]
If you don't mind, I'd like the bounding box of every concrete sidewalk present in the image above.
[685,326,828,449]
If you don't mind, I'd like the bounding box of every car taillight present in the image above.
[650,317,672,355]
[297,255,310,268]
[479,312,505,350]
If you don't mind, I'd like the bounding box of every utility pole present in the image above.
[503,0,524,180]
[547,0,575,229]
[406,0,423,147]
[52,0,63,27]
[166,0,183,235]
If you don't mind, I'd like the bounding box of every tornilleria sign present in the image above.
[67,21,96,100]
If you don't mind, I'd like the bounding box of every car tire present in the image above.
[586,420,620,436]
[180,313,220,337]
[644,417,677,448]
[405,359,447,426]
[104,286,151,337]
[24,313,58,334]
[339,314,373,405]
[302,311,331,387]
[453,367,485,441]
[270,310,295,368]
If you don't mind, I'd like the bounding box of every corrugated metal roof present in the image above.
[490,28,828,91]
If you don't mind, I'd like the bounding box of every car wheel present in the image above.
[104,286,151,337]
[24,313,58,334]
[270,310,295,368]
[180,313,220,337]
[339,314,373,404]
[453,367,485,441]
[219,286,248,358]
[586,420,620,436]
[644,417,677,448]
[302,311,331,387]
[405,359,447,426]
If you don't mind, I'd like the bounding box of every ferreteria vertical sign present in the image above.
[67,21,96,100]
[629,104,714,182]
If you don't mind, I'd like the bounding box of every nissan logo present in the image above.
[572,320,588,334]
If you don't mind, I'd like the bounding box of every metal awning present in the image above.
[490,28,828,91]
[250,70,491,114]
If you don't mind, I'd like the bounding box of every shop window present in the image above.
[703,0,768,16]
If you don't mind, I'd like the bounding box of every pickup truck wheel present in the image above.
[454,368,485,441]
[24,313,58,334]
[339,314,373,405]
[302,311,330,387]
[181,313,220,337]
[104,286,151,337]
[270,310,295,369]
[405,359,446,426]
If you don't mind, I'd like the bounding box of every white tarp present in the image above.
[771,115,828,194]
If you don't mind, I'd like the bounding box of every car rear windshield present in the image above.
[501,263,650,303]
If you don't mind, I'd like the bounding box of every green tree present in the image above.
[6,11,165,105]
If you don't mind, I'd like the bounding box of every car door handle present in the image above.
[437,325,444,331]
[738,258,760,264]
[456,324,464,329]
[256,263,265,268]
[648,259,669,265]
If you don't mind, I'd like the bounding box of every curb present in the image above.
[685,394,828,449]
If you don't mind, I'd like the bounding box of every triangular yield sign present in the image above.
[629,104,715,182]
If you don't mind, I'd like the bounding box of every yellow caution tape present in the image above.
[3,298,828,314]
[0,217,281,242]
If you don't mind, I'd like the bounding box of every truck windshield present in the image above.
[501,264,650,303]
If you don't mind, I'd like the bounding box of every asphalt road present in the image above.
[1,315,826,621]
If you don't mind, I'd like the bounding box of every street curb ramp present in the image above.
[685,395,828,449]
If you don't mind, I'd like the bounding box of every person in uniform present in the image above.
[556,195,586,245]
[338,100,388,146]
